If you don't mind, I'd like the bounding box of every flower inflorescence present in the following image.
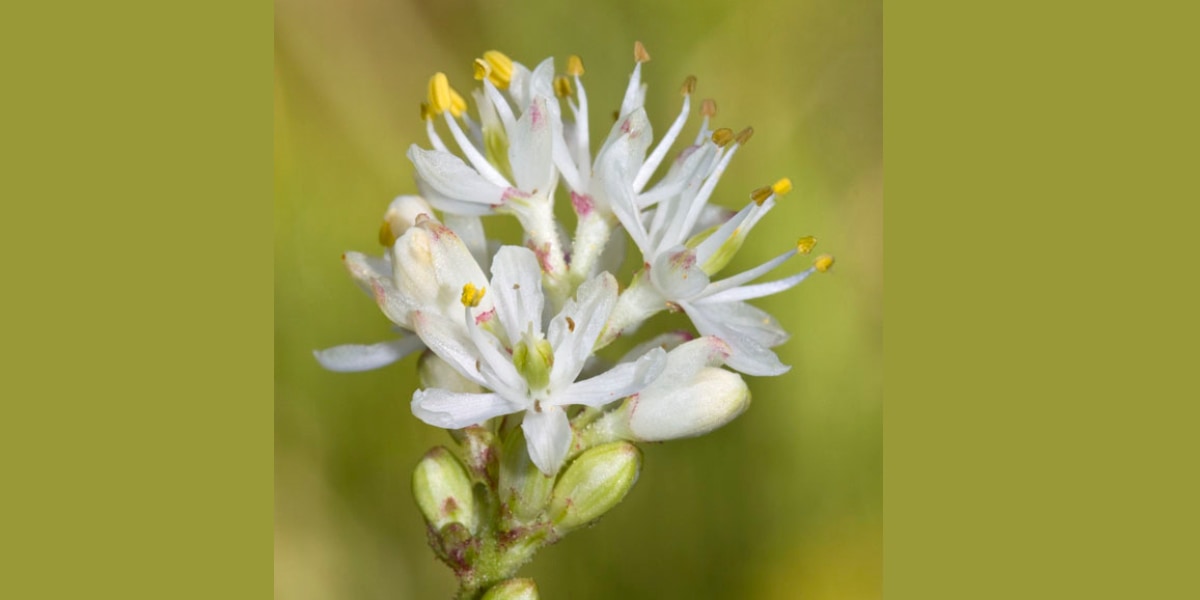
[314,42,833,599]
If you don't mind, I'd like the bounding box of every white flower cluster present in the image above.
[316,43,833,476]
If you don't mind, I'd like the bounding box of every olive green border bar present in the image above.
[887,2,1199,599]
[2,2,272,598]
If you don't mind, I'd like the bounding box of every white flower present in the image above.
[410,246,666,475]
[314,196,493,372]
[592,77,835,375]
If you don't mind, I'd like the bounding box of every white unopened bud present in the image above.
[499,429,554,522]
[381,195,434,246]
[549,442,641,533]
[605,336,751,442]
[481,578,539,600]
[419,351,484,394]
[412,447,478,532]
[625,367,750,441]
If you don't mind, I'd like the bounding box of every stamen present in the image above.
[448,88,467,118]
[735,127,754,145]
[712,128,734,147]
[750,186,773,205]
[796,236,817,254]
[428,73,452,115]
[472,58,490,81]
[481,50,515,89]
[419,102,433,122]
[771,177,792,196]
[567,55,585,77]
[701,99,718,118]
[554,75,573,98]
[680,75,697,96]
[460,283,487,307]
[814,254,835,273]
[634,41,651,63]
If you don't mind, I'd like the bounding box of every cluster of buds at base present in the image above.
[319,41,838,598]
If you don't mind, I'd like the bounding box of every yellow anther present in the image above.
[681,75,697,96]
[750,186,773,205]
[814,254,835,273]
[460,283,487,307]
[473,58,490,81]
[567,55,585,77]
[449,88,467,118]
[379,221,397,247]
[701,98,718,118]
[796,236,817,254]
[735,126,754,145]
[711,128,734,147]
[634,41,651,63]
[554,75,573,98]
[428,73,452,115]
[481,50,514,89]
[771,177,793,196]
[420,102,433,122]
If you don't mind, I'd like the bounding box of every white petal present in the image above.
[443,214,490,272]
[411,310,488,387]
[638,336,732,400]
[489,246,546,344]
[681,302,790,376]
[548,272,619,389]
[408,145,507,207]
[313,337,425,372]
[508,96,555,192]
[560,347,666,407]
[412,389,525,429]
[521,407,573,475]
[617,331,695,364]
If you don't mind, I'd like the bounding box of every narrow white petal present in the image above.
[313,337,425,372]
[412,389,525,429]
[463,307,527,397]
[444,114,513,187]
[619,62,644,118]
[408,145,507,207]
[696,267,815,305]
[699,247,797,297]
[508,96,555,192]
[681,302,790,376]
[560,347,666,407]
[634,94,690,192]
[489,246,546,344]
[411,310,488,387]
[521,407,573,475]
[548,272,618,390]
[443,214,490,272]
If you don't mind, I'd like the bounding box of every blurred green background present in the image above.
[275,0,880,597]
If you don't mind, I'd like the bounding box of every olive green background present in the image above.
[275,0,881,598]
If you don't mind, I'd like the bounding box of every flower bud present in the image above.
[548,442,641,533]
[481,578,539,600]
[412,447,478,532]
[380,195,434,246]
[624,367,750,441]
[498,429,555,522]
[419,350,484,394]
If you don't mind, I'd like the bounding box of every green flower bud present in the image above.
[481,578,539,600]
[512,337,554,390]
[412,447,478,532]
[548,442,641,533]
[499,429,555,522]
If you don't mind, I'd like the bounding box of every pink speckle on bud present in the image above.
[570,192,594,216]
[527,241,554,272]
[530,100,544,128]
